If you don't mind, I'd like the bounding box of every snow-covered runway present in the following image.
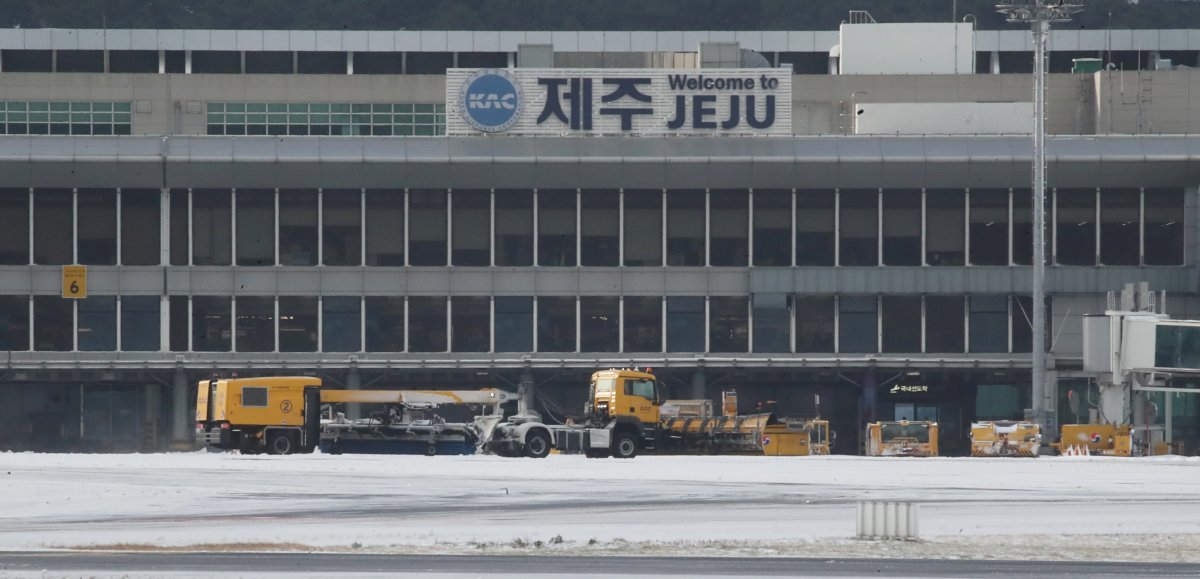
[3,452,1200,561]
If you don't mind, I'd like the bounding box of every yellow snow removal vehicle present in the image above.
[969,421,1041,457]
[865,421,938,457]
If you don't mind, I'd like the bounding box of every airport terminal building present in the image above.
[0,23,1198,454]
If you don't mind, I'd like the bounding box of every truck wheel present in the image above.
[613,432,638,459]
[267,432,294,455]
[328,440,343,455]
[524,431,551,459]
[425,443,438,457]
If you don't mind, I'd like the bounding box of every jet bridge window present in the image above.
[241,387,268,408]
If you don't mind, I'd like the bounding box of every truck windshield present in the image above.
[880,423,930,443]
[624,379,657,400]
[595,378,616,393]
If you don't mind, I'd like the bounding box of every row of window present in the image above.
[0,293,1035,355]
[206,102,446,136]
[0,49,1187,76]
[0,187,1184,268]
[0,101,132,136]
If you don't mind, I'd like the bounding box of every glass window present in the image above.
[1056,188,1097,265]
[494,297,533,352]
[1012,189,1033,266]
[120,189,160,266]
[624,296,662,352]
[495,190,533,266]
[882,190,920,266]
[452,190,490,266]
[625,379,657,400]
[667,296,705,352]
[625,190,663,266]
[969,295,1008,353]
[0,188,29,264]
[0,295,29,351]
[1145,189,1184,266]
[839,295,877,354]
[795,296,834,353]
[666,190,704,266]
[236,296,274,352]
[169,189,189,266]
[881,296,921,353]
[365,189,405,266]
[538,190,576,267]
[537,296,576,352]
[710,190,748,266]
[365,296,404,352]
[409,190,447,266]
[924,296,964,353]
[279,296,317,352]
[752,293,789,353]
[33,189,73,265]
[925,190,965,266]
[753,190,790,266]
[839,189,878,266]
[192,189,232,266]
[192,296,231,352]
[169,295,188,351]
[1099,188,1139,266]
[34,295,72,351]
[191,51,241,73]
[323,190,362,266]
[970,189,1009,266]
[581,189,619,266]
[580,296,619,352]
[710,296,748,353]
[77,189,117,265]
[451,297,490,352]
[322,296,361,352]
[77,298,117,353]
[796,190,835,266]
[279,189,318,266]
[236,189,275,267]
[409,296,447,352]
[121,296,160,352]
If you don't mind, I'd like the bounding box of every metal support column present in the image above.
[346,365,362,420]
[518,367,537,419]
[690,368,706,401]
[171,366,189,447]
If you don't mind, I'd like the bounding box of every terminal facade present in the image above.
[0,24,1197,454]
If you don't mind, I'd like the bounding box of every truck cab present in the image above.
[585,369,662,458]
[195,376,322,454]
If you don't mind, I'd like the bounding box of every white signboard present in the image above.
[446,68,792,137]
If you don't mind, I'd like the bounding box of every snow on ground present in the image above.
[2,452,1200,561]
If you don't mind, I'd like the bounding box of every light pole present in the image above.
[996,1,1083,441]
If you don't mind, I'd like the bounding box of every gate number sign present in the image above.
[61,265,87,299]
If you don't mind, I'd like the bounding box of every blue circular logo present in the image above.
[459,69,523,133]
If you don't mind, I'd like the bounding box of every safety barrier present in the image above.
[856,501,919,540]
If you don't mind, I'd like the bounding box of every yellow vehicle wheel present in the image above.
[613,432,638,459]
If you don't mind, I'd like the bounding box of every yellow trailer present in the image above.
[865,421,938,457]
[1056,423,1134,456]
[970,421,1041,457]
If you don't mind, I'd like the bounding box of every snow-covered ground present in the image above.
[3,452,1200,561]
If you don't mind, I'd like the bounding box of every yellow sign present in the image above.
[61,265,87,299]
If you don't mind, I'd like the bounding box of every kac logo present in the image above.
[459,69,523,133]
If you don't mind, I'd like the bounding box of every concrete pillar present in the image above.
[690,368,706,401]
[519,368,536,418]
[158,50,165,74]
[858,368,878,455]
[1044,369,1059,437]
[171,367,189,446]
[828,55,839,75]
[184,50,192,74]
[144,383,161,451]
[990,50,1000,74]
[346,51,354,75]
[346,367,362,420]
